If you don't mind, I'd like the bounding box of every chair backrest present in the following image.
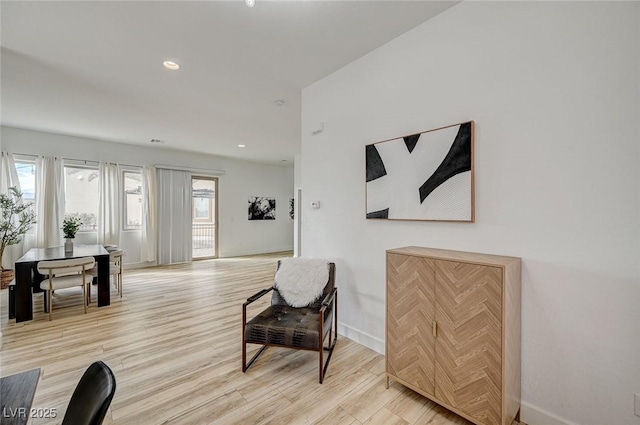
[37,257,96,276]
[271,260,335,309]
[61,361,116,425]
[109,249,123,263]
[109,250,123,275]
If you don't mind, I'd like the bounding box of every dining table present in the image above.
[10,244,110,322]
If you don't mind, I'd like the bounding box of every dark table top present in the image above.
[16,244,108,263]
[0,368,41,425]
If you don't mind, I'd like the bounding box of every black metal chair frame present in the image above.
[242,264,338,384]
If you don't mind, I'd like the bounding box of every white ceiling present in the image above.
[1,1,457,165]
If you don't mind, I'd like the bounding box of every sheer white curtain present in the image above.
[0,152,20,195]
[140,165,157,263]
[1,152,25,269]
[98,162,120,245]
[157,168,192,265]
[35,156,65,248]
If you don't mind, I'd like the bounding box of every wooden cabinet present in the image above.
[386,246,521,425]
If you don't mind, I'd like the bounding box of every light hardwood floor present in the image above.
[1,253,523,425]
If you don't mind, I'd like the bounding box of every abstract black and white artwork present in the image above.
[366,121,474,222]
[248,196,276,220]
[289,198,294,220]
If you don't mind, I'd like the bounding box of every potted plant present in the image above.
[0,187,37,289]
[62,216,82,253]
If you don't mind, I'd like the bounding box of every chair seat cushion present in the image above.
[245,305,333,350]
[40,274,93,290]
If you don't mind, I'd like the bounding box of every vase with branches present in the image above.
[0,187,37,288]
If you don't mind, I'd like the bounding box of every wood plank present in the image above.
[503,259,522,425]
[387,247,520,269]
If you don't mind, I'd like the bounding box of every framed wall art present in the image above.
[289,198,294,220]
[248,196,276,220]
[366,121,474,222]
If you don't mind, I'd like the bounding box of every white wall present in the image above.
[301,2,639,425]
[1,126,294,263]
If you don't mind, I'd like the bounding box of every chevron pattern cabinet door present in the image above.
[386,247,521,425]
[386,253,436,394]
[434,260,503,425]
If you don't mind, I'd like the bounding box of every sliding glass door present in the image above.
[191,177,218,259]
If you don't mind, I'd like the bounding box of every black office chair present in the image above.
[61,361,116,425]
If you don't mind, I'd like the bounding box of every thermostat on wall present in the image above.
[311,201,320,209]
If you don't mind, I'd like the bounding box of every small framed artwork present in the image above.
[366,121,474,222]
[289,198,294,220]
[248,196,276,220]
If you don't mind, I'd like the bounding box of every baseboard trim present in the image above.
[123,261,156,270]
[123,250,295,269]
[520,401,579,425]
[219,247,294,258]
[337,322,384,355]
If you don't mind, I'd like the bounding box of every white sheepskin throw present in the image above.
[274,258,330,308]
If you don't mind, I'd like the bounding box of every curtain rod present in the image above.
[9,152,142,169]
[8,152,226,175]
[155,164,226,175]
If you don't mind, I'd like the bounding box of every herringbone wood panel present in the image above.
[434,261,502,425]
[386,254,436,395]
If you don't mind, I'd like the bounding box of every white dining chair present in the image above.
[109,249,124,298]
[87,248,124,299]
[37,257,95,321]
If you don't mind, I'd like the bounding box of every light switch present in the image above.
[311,201,320,209]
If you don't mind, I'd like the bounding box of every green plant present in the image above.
[62,216,83,239]
[0,187,37,272]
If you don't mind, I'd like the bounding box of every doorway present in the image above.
[191,176,218,259]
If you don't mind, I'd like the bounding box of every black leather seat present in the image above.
[245,305,334,349]
[61,361,116,425]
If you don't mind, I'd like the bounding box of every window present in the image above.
[15,160,36,232]
[193,197,212,221]
[15,161,36,203]
[123,171,142,230]
[64,166,99,231]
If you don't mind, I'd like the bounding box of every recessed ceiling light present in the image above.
[245,0,255,7]
[163,61,180,70]
[238,144,246,148]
